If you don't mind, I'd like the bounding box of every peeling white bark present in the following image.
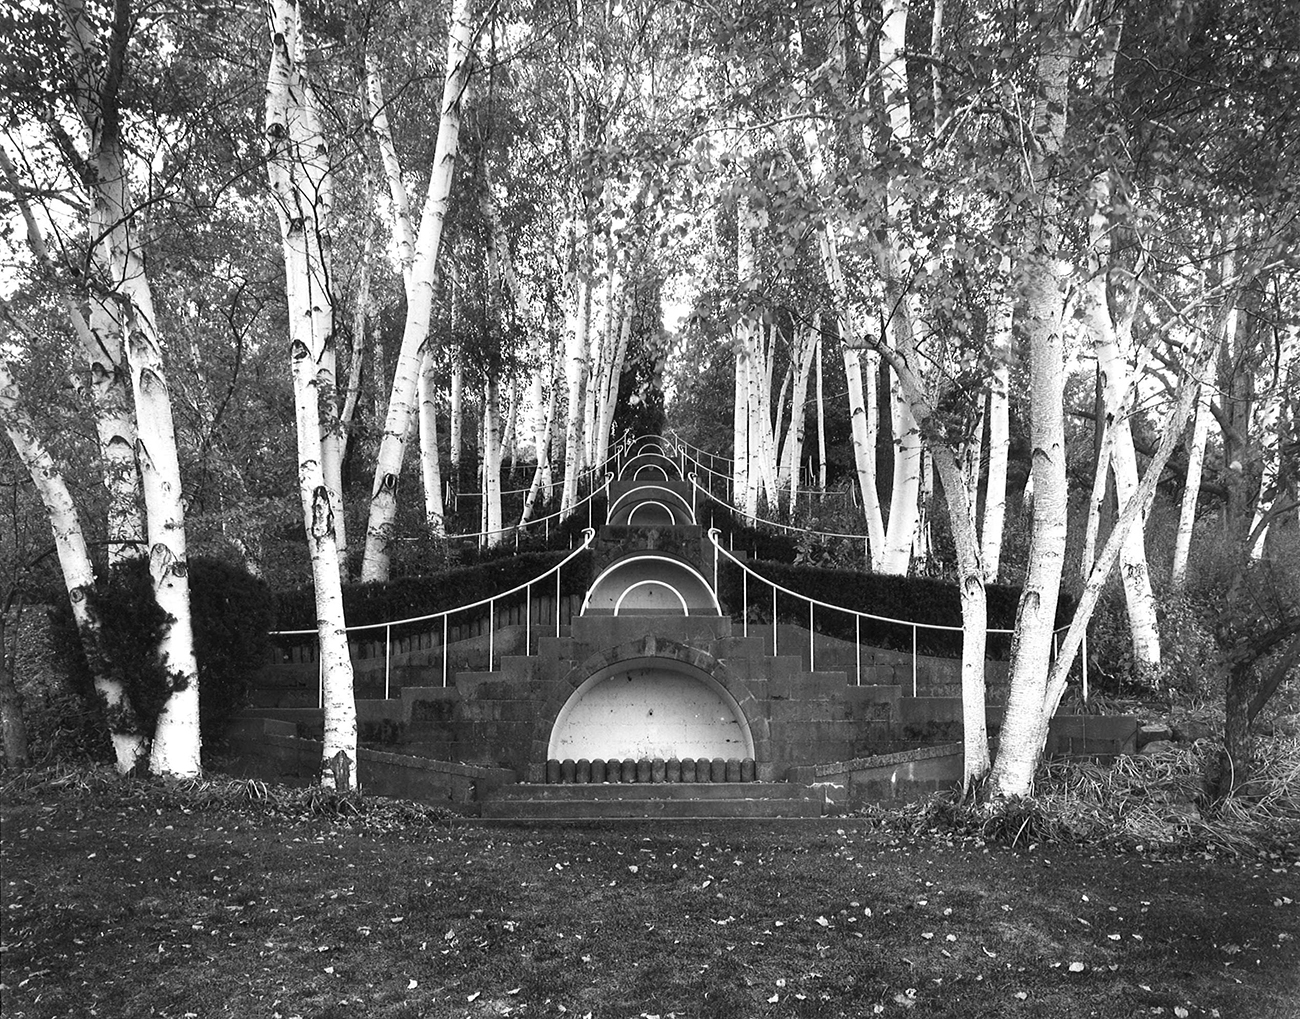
[0,358,146,773]
[267,0,357,787]
[360,0,476,582]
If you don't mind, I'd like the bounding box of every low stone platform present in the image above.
[482,781,823,820]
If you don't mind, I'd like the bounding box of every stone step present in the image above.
[490,782,815,802]
[483,783,824,820]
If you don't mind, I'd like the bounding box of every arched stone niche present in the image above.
[581,554,719,615]
[547,656,755,762]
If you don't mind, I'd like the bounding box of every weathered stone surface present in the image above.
[665,758,681,782]
[590,758,606,783]
[711,757,727,783]
[621,758,637,783]
[683,758,700,782]
[545,759,562,783]
[575,759,590,784]
[1138,723,1173,748]
[725,758,741,783]
[560,758,576,783]
[1140,739,1179,757]
[651,758,667,783]
[637,758,653,783]
[740,758,755,782]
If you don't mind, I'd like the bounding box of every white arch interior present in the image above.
[633,464,669,479]
[548,657,755,761]
[626,500,679,526]
[614,580,689,615]
[580,554,721,614]
[609,485,694,524]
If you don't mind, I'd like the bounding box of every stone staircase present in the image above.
[238,435,1137,818]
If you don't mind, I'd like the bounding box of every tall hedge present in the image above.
[716,558,1077,659]
[49,557,273,743]
[272,550,595,636]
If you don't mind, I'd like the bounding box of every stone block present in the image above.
[591,759,607,783]
[574,759,590,784]
[665,758,681,783]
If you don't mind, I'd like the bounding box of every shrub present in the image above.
[48,557,273,747]
[271,550,595,635]
[715,557,1077,658]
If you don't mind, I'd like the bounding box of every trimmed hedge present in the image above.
[49,557,273,741]
[273,550,595,634]
[716,558,1077,659]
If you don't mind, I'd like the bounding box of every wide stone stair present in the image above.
[483,781,823,820]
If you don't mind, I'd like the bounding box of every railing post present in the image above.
[912,624,918,697]
[489,597,495,672]
[809,601,815,672]
[742,569,748,639]
[526,582,532,656]
[772,584,778,656]
[556,568,562,639]
[855,614,861,686]
[318,644,323,710]
[385,624,392,699]
[442,615,449,688]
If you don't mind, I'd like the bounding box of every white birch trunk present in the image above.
[0,359,146,772]
[365,50,416,293]
[521,365,557,524]
[779,316,817,497]
[483,376,503,545]
[988,8,1084,798]
[359,0,475,582]
[1170,381,1210,592]
[733,343,750,512]
[879,364,922,575]
[418,347,445,535]
[60,0,202,777]
[596,304,632,470]
[266,0,357,787]
[561,260,592,516]
[843,344,886,561]
[981,281,1012,582]
[0,146,145,567]
[816,329,827,490]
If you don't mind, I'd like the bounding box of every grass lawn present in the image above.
[2,781,1297,1019]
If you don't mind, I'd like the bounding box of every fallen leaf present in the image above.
[1068,962,1085,973]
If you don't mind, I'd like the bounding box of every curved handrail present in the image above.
[705,527,1083,697]
[441,473,612,544]
[271,527,597,638]
[666,429,734,468]
[687,471,869,544]
[271,528,597,701]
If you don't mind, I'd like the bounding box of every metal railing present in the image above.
[705,528,1087,700]
[673,443,857,530]
[270,528,597,705]
[440,473,613,548]
[439,433,635,546]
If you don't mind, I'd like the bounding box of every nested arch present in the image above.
[619,451,681,482]
[581,554,720,615]
[608,484,694,525]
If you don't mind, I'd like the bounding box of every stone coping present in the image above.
[813,742,964,778]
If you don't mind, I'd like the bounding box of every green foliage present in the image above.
[48,557,273,743]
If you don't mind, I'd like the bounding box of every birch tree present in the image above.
[265,0,358,788]
[0,356,146,772]
[359,0,477,581]
[59,0,202,777]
